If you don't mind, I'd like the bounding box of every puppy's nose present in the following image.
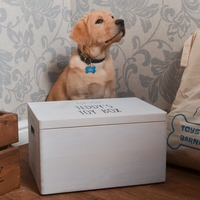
[115,19,124,27]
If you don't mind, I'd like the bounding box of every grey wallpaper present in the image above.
[0,0,200,120]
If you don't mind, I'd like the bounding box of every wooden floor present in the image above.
[1,144,200,200]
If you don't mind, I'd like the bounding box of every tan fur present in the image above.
[46,10,125,101]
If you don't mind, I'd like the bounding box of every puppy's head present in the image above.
[70,10,125,48]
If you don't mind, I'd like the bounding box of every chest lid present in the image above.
[27,97,166,130]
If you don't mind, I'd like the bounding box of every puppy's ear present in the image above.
[70,17,91,46]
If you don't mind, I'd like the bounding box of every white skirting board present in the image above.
[13,119,28,146]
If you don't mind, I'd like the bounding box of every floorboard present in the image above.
[1,144,200,200]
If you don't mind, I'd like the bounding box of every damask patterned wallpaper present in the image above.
[0,0,200,120]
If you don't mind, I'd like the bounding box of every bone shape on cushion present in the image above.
[167,114,200,150]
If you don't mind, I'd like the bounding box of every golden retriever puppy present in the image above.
[46,10,125,101]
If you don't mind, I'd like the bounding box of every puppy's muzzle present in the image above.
[115,19,125,36]
[105,19,125,43]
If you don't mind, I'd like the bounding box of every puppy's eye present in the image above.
[111,16,114,19]
[95,19,103,24]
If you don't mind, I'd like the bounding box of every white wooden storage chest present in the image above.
[28,97,166,195]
